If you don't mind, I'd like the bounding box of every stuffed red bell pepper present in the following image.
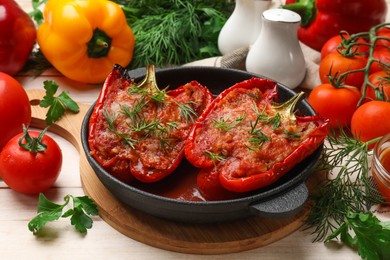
[88,65,213,183]
[283,0,387,51]
[184,77,329,198]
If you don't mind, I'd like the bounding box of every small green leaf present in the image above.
[37,193,63,213]
[45,99,65,125]
[58,92,80,113]
[28,208,63,234]
[40,80,58,108]
[73,196,99,216]
[70,208,93,234]
[28,193,98,234]
[39,80,79,125]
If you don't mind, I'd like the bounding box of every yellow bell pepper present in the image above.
[37,0,135,84]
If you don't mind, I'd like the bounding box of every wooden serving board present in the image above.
[28,89,322,255]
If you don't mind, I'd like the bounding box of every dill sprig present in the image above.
[204,150,226,169]
[247,116,270,150]
[103,109,138,149]
[212,114,246,131]
[306,128,384,242]
[175,101,199,123]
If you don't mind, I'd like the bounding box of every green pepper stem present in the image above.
[87,28,112,58]
[281,0,316,27]
[18,125,48,153]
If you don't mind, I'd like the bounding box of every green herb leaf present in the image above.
[28,193,66,234]
[70,208,94,233]
[306,128,384,242]
[29,0,48,25]
[73,196,99,216]
[326,211,390,260]
[40,80,80,125]
[28,193,98,234]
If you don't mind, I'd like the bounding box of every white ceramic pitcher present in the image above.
[217,0,272,55]
[245,8,306,89]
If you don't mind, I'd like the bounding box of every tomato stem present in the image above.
[18,125,48,153]
[328,23,390,106]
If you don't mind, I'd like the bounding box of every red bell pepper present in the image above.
[88,65,213,183]
[283,0,387,51]
[0,0,36,75]
[184,77,329,197]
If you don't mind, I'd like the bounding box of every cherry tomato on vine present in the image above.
[362,70,390,101]
[308,83,361,128]
[351,100,390,148]
[321,34,369,60]
[319,52,367,88]
[375,27,390,47]
[369,46,390,74]
[0,72,31,150]
[0,127,62,194]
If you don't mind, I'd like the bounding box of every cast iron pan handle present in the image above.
[249,183,309,219]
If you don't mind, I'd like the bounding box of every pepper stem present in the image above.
[272,92,305,124]
[18,125,48,153]
[87,28,112,58]
[282,0,316,27]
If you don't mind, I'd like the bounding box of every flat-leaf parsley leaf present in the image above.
[326,211,390,260]
[28,193,98,234]
[40,80,80,125]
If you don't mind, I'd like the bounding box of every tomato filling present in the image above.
[192,87,315,176]
[89,67,212,183]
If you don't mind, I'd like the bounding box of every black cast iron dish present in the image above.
[81,66,322,223]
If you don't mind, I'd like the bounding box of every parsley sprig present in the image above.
[40,80,80,125]
[326,211,390,260]
[28,193,98,234]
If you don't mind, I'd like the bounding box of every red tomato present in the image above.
[0,72,31,150]
[0,130,62,194]
[362,71,390,101]
[351,101,390,147]
[319,52,367,88]
[375,27,390,47]
[321,34,369,60]
[308,83,361,128]
[369,46,390,74]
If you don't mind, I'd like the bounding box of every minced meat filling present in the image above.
[192,87,316,178]
[90,81,209,182]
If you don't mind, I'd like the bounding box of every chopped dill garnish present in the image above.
[212,114,246,131]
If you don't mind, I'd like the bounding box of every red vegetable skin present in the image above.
[89,65,213,183]
[0,72,31,150]
[363,71,390,101]
[185,78,329,195]
[319,52,367,88]
[0,0,36,75]
[284,0,387,51]
[0,130,62,194]
[308,83,361,128]
[320,34,369,60]
[351,100,390,148]
[370,46,390,74]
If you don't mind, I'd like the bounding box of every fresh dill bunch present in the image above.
[306,128,385,242]
[117,0,234,69]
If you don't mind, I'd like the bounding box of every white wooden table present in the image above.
[2,1,388,259]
